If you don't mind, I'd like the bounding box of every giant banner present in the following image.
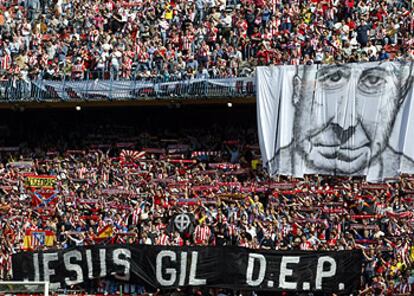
[12,245,362,294]
[257,62,414,182]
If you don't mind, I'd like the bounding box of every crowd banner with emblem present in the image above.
[22,230,56,250]
[257,61,414,182]
[25,175,57,188]
[24,175,58,207]
[167,213,196,235]
[31,189,59,207]
[13,245,362,294]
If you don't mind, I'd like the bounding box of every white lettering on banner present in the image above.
[13,246,358,293]
[99,249,107,277]
[279,256,300,289]
[86,249,94,279]
[246,254,266,286]
[33,253,40,282]
[189,252,206,285]
[43,253,60,289]
[64,250,84,285]
[113,249,131,281]
[315,256,337,290]
[179,252,187,286]
[156,251,177,286]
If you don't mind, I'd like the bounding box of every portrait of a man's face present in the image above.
[258,62,414,176]
[291,62,413,175]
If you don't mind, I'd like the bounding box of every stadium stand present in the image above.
[0,0,412,82]
[0,0,412,295]
[0,108,413,295]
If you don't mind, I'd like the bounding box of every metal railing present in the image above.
[0,74,256,102]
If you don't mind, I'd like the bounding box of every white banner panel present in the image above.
[257,62,414,182]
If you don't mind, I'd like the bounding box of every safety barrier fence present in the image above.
[0,75,255,102]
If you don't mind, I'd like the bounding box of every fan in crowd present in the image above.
[0,0,413,81]
[0,125,413,295]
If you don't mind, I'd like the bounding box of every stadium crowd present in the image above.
[0,121,413,295]
[0,0,412,81]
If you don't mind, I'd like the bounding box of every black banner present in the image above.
[12,245,362,294]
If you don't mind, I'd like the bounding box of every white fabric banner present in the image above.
[257,62,414,182]
[33,77,254,100]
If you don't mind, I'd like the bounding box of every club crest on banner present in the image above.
[32,232,45,245]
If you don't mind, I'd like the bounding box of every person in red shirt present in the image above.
[346,17,356,31]
[256,44,270,65]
